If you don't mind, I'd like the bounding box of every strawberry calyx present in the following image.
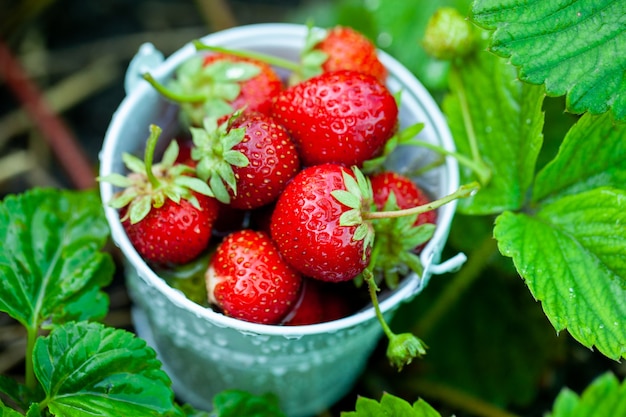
[330,171,480,369]
[330,166,375,260]
[193,23,330,86]
[143,54,262,125]
[190,112,250,204]
[364,191,436,289]
[99,124,214,224]
[362,266,427,371]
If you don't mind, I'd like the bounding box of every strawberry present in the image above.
[271,70,399,168]
[143,52,283,127]
[370,171,437,228]
[206,229,302,324]
[300,25,387,83]
[190,111,300,210]
[365,171,438,289]
[270,163,374,282]
[281,278,352,326]
[100,125,219,265]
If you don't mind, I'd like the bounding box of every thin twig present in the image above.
[0,39,95,189]
[0,56,121,149]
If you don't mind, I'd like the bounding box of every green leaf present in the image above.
[472,0,626,120]
[341,392,441,417]
[0,375,40,412]
[533,111,626,203]
[393,251,564,408]
[494,187,626,360]
[34,321,175,417]
[0,402,24,417]
[0,189,113,330]
[444,43,545,214]
[547,372,626,417]
[211,390,286,417]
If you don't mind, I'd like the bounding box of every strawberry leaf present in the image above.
[0,189,113,331]
[533,111,626,203]
[547,372,626,417]
[33,321,175,417]
[0,403,23,417]
[341,392,441,417]
[443,34,545,214]
[494,187,626,360]
[472,0,626,120]
[210,390,286,417]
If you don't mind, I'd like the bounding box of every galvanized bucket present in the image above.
[99,23,464,417]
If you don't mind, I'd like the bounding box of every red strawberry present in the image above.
[201,53,283,117]
[307,25,387,83]
[191,111,300,210]
[282,278,352,326]
[144,52,283,127]
[270,163,374,282]
[370,171,437,228]
[100,125,219,265]
[367,171,438,289]
[271,70,398,168]
[121,194,217,265]
[206,229,302,324]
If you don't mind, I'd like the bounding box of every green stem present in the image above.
[193,41,302,72]
[411,139,491,184]
[414,235,498,337]
[410,378,523,417]
[144,125,162,189]
[142,73,207,103]
[448,66,491,186]
[24,325,38,390]
[363,182,479,221]
[364,268,395,341]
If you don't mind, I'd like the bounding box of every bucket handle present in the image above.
[124,43,164,95]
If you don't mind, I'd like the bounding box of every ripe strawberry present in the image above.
[100,125,219,265]
[144,52,283,127]
[206,229,302,324]
[270,163,374,282]
[303,25,387,83]
[282,278,352,326]
[191,111,300,210]
[271,70,398,168]
[370,171,437,228]
[367,171,438,289]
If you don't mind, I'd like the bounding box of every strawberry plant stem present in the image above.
[449,67,491,185]
[363,181,480,220]
[193,41,301,72]
[142,73,207,103]
[408,378,523,417]
[410,139,491,184]
[415,235,498,337]
[363,267,395,341]
[25,326,37,390]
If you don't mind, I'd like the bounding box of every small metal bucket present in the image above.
[99,23,464,417]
